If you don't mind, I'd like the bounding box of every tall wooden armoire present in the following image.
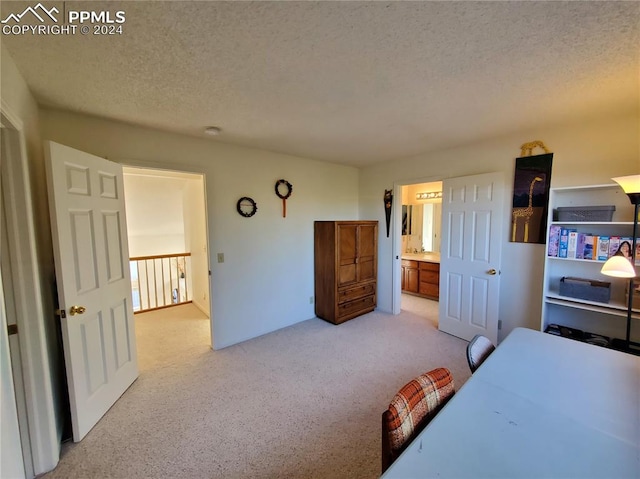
[314,221,378,324]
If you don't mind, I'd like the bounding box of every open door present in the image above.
[438,172,504,344]
[45,141,138,441]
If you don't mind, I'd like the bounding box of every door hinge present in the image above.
[7,324,18,336]
[56,308,67,319]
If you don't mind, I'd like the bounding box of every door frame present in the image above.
[1,101,60,475]
[0,103,213,474]
[392,175,443,315]
[119,160,213,343]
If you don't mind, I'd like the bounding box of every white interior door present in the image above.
[45,141,138,442]
[438,172,504,344]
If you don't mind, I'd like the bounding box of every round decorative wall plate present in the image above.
[237,197,257,217]
[275,179,293,200]
[275,179,293,217]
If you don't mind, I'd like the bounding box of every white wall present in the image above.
[183,176,210,317]
[40,109,360,349]
[360,111,639,342]
[123,173,188,257]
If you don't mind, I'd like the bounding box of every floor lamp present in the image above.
[601,175,640,355]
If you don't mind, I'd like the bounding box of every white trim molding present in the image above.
[1,100,60,475]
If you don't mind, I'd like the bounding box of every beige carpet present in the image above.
[44,296,470,479]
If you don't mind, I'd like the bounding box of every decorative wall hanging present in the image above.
[511,141,553,244]
[275,179,293,217]
[384,189,393,238]
[237,197,258,217]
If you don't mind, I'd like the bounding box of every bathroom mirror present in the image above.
[402,205,412,236]
[402,203,442,253]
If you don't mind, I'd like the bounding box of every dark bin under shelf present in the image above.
[545,323,584,340]
[545,324,611,348]
[558,276,611,303]
[554,205,615,222]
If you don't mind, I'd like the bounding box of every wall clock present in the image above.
[237,197,257,217]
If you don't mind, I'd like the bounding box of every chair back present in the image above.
[381,367,455,473]
[466,334,495,373]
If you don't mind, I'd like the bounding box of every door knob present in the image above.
[69,305,86,316]
[487,269,497,275]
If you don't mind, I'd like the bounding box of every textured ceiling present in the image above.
[2,1,638,167]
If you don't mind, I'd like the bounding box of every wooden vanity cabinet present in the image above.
[419,262,440,299]
[401,260,419,294]
[314,221,378,324]
[401,259,440,300]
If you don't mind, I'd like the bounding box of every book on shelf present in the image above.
[575,233,587,260]
[548,230,639,262]
[583,235,594,260]
[558,228,571,258]
[547,225,561,257]
[618,237,634,261]
[567,231,578,259]
[596,236,610,261]
[608,236,621,259]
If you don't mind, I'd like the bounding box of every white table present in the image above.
[382,327,640,478]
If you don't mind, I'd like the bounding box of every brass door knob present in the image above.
[487,269,497,275]
[69,305,86,316]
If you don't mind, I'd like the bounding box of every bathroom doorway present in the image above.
[400,181,443,322]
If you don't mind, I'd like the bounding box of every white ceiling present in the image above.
[2,1,638,167]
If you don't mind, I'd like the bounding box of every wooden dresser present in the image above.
[314,221,378,324]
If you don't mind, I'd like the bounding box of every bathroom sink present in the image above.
[401,252,441,263]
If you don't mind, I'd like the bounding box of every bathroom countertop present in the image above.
[401,252,440,263]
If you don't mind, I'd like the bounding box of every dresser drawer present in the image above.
[419,262,439,272]
[419,282,439,298]
[420,271,439,285]
[338,282,376,304]
[402,260,418,268]
[337,294,376,322]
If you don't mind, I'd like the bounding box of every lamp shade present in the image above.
[611,175,640,194]
[601,255,636,278]
[612,175,640,208]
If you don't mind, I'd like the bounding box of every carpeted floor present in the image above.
[44,296,470,478]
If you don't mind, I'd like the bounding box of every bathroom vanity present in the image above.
[401,253,440,300]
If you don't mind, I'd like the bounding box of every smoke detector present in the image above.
[204,126,222,136]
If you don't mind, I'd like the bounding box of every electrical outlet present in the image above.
[498,319,502,330]
[217,253,224,263]
[309,296,314,304]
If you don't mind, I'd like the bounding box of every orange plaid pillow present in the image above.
[386,367,455,452]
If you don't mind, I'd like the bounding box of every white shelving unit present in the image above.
[541,184,639,343]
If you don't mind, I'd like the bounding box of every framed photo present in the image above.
[510,153,553,244]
